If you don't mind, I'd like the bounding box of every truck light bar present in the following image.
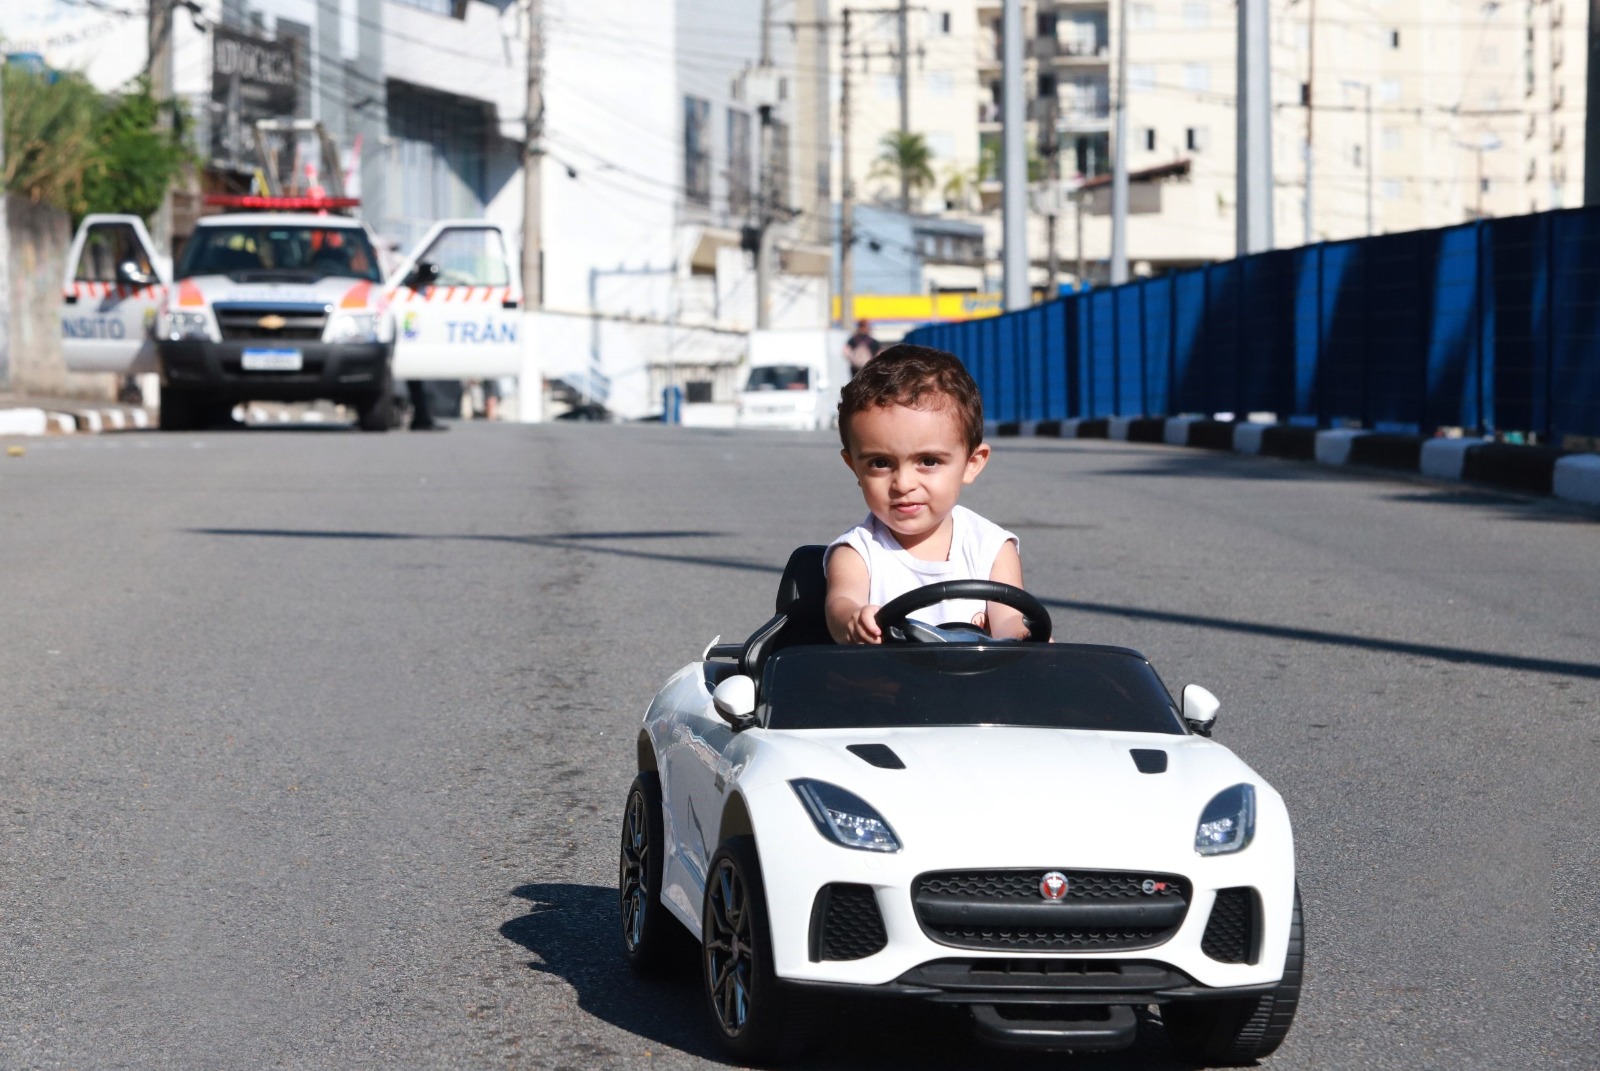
[203,194,361,211]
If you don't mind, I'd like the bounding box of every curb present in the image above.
[987,418,1600,509]
[0,404,155,436]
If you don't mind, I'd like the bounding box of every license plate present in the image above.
[241,348,303,372]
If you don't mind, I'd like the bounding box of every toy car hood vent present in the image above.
[1130,748,1169,774]
[846,743,906,770]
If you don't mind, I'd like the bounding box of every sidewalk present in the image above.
[990,417,1600,510]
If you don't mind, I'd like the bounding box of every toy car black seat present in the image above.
[738,544,833,678]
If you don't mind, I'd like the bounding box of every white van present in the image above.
[735,329,848,431]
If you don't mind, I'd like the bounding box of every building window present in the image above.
[1141,127,1156,151]
[1130,3,1157,29]
[1381,179,1402,200]
[928,11,952,34]
[928,71,954,96]
[1378,79,1401,104]
[391,0,466,16]
[1186,126,1209,152]
[1352,143,1362,168]
[1129,64,1156,93]
[1037,11,1057,36]
[1183,63,1210,92]
[1038,72,1057,98]
[1183,2,1209,30]
[1389,29,1400,48]
[1382,126,1403,151]
[387,84,488,249]
[684,95,711,206]
[727,109,752,217]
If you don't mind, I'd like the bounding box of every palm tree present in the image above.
[869,131,936,210]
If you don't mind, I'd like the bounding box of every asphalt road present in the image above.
[0,422,1595,1070]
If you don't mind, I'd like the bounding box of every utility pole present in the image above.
[522,0,544,309]
[897,0,911,211]
[0,61,10,393]
[754,0,776,329]
[1303,0,1315,245]
[1109,0,1129,285]
[147,0,176,255]
[840,8,856,329]
[1587,0,1600,204]
[1236,0,1274,255]
[1001,0,1028,310]
[1040,94,1060,297]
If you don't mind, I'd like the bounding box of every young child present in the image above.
[825,344,1026,644]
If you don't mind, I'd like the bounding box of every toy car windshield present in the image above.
[761,644,1186,733]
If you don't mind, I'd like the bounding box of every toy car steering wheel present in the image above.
[876,581,1053,643]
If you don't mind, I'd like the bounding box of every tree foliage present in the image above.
[3,68,189,221]
[869,131,937,202]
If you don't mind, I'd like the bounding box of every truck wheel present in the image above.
[158,388,201,431]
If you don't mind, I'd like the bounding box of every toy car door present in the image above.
[60,214,168,374]
[389,222,523,379]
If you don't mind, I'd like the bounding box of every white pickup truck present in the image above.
[61,210,524,430]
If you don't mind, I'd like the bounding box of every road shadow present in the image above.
[499,883,1193,1070]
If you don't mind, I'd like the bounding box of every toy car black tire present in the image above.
[702,836,818,1064]
[618,772,687,974]
[1163,884,1304,1066]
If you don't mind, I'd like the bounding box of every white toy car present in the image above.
[619,546,1301,1065]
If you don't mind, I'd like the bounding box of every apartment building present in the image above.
[831,0,1587,286]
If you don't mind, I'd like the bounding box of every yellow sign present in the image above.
[834,293,1005,324]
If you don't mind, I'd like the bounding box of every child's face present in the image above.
[840,402,990,553]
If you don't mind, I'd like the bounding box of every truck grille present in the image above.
[913,869,1190,952]
[214,303,328,342]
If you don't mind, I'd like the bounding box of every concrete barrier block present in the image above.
[0,408,49,437]
[72,410,103,433]
[1233,423,1267,455]
[1315,429,1366,465]
[103,408,127,430]
[1163,417,1201,445]
[1553,454,1600,506]
[129,408,151,429]
[46,412,75,434]
[1108,416,1134,441]
[1017,421,1037,438]
[1420,438,1475,481]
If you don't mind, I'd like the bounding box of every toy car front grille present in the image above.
[912,869,1190,953]
[809,883,888,961]
[1200,887,1261,964]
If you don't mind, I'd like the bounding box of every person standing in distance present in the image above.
[843,318,881,379]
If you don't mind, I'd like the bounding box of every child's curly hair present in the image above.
[837,344,984,453]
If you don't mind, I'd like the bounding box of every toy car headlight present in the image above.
[325,311,380,344]
[157,309,216,342]
[1195,783,1255,856]
[790,779,902,853]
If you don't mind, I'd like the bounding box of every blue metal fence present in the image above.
[905,207,1600,442]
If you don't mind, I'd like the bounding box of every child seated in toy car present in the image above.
[825,344,1029,644]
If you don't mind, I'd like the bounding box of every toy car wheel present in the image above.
[702,836,816,1064]
[1163,885,1304,1066]
[618,772,682,973]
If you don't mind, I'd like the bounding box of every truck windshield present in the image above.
[762,644,1186,734]
[745,365,810,391]
[177,225,383,283]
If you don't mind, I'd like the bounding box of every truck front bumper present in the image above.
[160,340,391,402]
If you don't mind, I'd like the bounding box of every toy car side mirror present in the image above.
[1182,684,1220,737]
[712,675,758,729]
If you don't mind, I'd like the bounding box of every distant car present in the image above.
[619,547,1301,1065]
[735,363,829,431]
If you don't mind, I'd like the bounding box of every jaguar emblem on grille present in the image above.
[1039,871,1070,901]
[257,314,288,330]
[1141,879,1169,895]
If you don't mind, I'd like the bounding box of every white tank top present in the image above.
[827,505,1019,628]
